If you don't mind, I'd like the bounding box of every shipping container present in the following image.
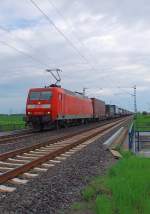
[106,105,115,118]
[91,98,105,120]
[118,108,123,115]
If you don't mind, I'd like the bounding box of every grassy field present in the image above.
[134,114,150,131]
[70,152,150,214]
[0,114,25,131]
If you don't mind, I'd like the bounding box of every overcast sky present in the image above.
[0,0,149,113]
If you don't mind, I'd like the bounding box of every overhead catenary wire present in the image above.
[0,25,120,81]
[45,0,137,98]
[0,0,136,110]
[0,24,57,67]
[47,0,92,54]
[0,19,111,72]
[0,22,102,73]
[0,1,139,88]
[27,0,149,85]
[29,0,99,72]
[0,39,132,98]
[47,0,149,72]
[0,40,133,103]
[0,40,50,68]
[0,24,87,71]
[47,0,101,67]
[46,0,142,82]
[31,0,129,90]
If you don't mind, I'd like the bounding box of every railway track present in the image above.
[0,117,131,192]
[0,130,34,145]
[0,118,127,146]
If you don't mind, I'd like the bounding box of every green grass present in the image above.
[96,195,112,214]
[70,152,150,214]
[0,114,25,131]
[134,114,150,131]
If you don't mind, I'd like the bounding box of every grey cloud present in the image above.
[0,0,149,113]
[69,0,150,26]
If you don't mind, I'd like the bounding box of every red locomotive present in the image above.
[26,85,94,130]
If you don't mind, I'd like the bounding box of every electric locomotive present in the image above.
[25,85,93,130]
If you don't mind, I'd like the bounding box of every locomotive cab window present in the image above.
[29,91,52,100]
[29,92,40,100]
[40,91,52,100]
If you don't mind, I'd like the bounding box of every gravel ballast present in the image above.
[0,128,120,214]
[0,120,116,154]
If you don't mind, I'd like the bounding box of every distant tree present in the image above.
[142,111,148,115]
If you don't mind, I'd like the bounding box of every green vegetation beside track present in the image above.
[0,114,25,131]
[134,113,150,131]
[70,152,150,214]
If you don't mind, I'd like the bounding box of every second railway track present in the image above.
[0,118,128,146]
[0,130,34,145]
[0,117,131,192]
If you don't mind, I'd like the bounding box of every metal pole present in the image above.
[134,85,137,117]
[83,87,87,96]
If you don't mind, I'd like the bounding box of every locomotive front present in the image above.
[25,88,53,130]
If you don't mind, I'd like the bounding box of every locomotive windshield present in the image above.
[29,91,52,100]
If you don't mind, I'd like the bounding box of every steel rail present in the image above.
[0,131,34,144]
[0,117,131,184]
[0,118,127,145]
[0,117,127,161]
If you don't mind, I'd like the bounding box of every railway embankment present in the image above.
[0,118,130,213]
[68,152,150,214]
[67,118,150,214]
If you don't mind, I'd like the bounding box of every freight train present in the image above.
[25,85,132,130]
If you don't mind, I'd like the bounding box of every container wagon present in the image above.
[118,108,123,116]
[105,105,119,119]
[91,98,105,121]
